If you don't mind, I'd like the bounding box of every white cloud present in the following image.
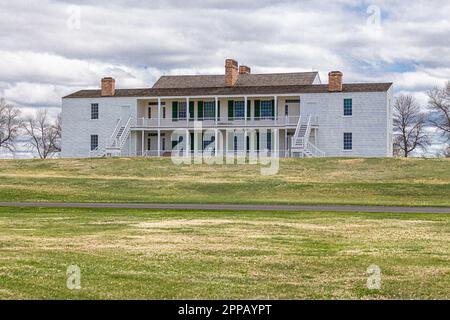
[0,0,449,112]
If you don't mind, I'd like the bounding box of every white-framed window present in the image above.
[344,99,352,116]
[343,132,353,150]
[90,135,98,151]
[178,102,187,119]
[204,101,215,119]
[234,101,245,119]
[91,104,99,119]
[261,100,274,119]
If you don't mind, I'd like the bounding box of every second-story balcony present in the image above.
[133,115,319,129]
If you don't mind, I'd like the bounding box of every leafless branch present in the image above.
[427,81,450,141]
[22,109,61,159]
[393,94,430,157]
[0,98,22,152]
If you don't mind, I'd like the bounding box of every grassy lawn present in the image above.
[0,157,449,206]
[0,207,448,299]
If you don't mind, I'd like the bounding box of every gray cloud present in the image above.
[0,0,449,109]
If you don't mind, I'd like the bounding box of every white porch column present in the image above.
[157,98,161,127]
[225,129,228,157]
[274,129,279,157]
[129,131,132,157]
[215,97,219,124]
[244,129,248,158]
[186,97,190,127]
[141,130,145,157]
[214,128,218,157]
[157,130,161,157]
[299,95,301,116]
[285,129,288,158]
[244,96,248,126]
[274,95,278,125]
[185,129,190,158]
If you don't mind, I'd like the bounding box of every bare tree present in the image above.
[444,145,450,158]
[54,112,62,152]
[393,94,430,157]
[0,98,22,152]
[22,109,61,159]
[428,82,450,141]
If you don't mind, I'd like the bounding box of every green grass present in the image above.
[0,207,448,299]
[0,157,449,206]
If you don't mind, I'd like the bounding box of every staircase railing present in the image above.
[306,141,325,157]
[107,118,122,148]
[118,117,132,149]
[293,115,302,142]
[89,145,105,158]
[292,115,312,150]
[304,115,312,143]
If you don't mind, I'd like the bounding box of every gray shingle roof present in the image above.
[152,72,319,88]
[63,83,393,99]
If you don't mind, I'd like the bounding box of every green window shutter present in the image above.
[189,101,195,120]
[218,100,221,118]
[247,100,251,120]
[271,99,275,118]
[198,101,204,120]
[172,101,178,121]
[228,100,234,119]
[255,100,261,120]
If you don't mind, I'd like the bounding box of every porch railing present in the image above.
[134,115,317,128]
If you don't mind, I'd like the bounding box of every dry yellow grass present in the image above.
[0,207,448,299]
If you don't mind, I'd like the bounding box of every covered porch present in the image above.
[128,128,307,158]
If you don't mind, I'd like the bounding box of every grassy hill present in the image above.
[0,157,449,299]
[0,157,450,206]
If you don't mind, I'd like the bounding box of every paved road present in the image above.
[0,202,450,213]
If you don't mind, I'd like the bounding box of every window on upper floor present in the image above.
[234,101,245,119]
[197,101,216,120]
[148,107,152,118]
[203,101,215,119]
[344,99,352,116]
[261,100,274,119]
[285,105,289,116]
[90,135,98,151]
[343,132,353,150]
[91,104,99,119]
[178,102,187,119]
[172,102,187,121]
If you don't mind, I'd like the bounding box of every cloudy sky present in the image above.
[0,0,449,155]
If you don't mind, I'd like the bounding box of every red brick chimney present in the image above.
[225,59,239,86]
[328,71,343,92]
[101,77,116,96]
[239,65,251,74]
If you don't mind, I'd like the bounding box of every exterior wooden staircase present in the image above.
[90,117,132,157]
[291,115,325,158]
